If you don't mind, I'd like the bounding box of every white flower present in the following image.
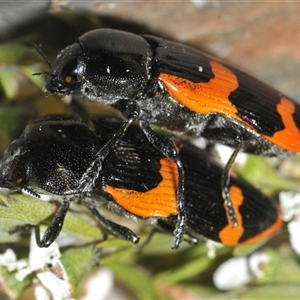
[37,271,71,300]
[0,248,27,272]
[214,144,247,167]
[205,240,224,259]
[80,268,114,300]
[0,230,71,300]
[213,252,269,290]
[287,221,300,255]
[28,230,62,272]
[279,190,300,254]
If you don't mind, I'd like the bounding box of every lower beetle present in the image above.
[40,29,300,248]
[0,115,283,247]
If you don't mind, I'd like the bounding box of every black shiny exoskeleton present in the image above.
[43,28,298,247]
[0,116,282,247]
[44,29,298,155]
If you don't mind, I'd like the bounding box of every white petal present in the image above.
[51,258,68,282]
[81,268,114,300]
[37,271,71,300]
[205,240,224,259]
[214,144,247,166]
[0,249,29,280]
[0,249,17,267]
[213,256,251,290]
[29,230,61,271]
[279,191,300,222]
[288,220,300,254]
[249,252,270,278]
[34,283,51,300]
[16,267,33,281]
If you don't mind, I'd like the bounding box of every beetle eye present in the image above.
[60,56,84,88]
[8,162,27,185]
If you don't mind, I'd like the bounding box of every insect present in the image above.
[0,115,283,247]
[41,28,299,248]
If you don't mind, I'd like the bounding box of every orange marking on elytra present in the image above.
[104,158,178,218]
[159,61,241,117]
[219,185,283,246]
[268,97,300,152]
[218,185,244,246]
[160,64,300,153]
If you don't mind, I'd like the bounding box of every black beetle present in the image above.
[41,29,298,247]
[0,115,282,247]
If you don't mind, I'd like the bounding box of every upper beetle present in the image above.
[43,28,300,248]
[44,28,300,155]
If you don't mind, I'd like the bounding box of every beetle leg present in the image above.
[221,142,243,227]
[69,91,90,120]
[154,220,198,245]
[138,226,197,252]
[86,201,139,244]
[140,121,186,249]
[36,199,70,247]
[78,103,141,193]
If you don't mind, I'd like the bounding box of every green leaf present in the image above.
[20,65,46,89]
[260,249,300,283]
[155,243,218,285]
[60,245,96,290]
[109,261,164,300]
[0,67,20,99]
[241,285,300,299]
[0,194,103,244]
[233,239,270,256]
[0,44,39,65]
[237,156,299,195]
[0,266,32,299]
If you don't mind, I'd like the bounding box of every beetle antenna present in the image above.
[32,71,50,76]
[32,43,52,69]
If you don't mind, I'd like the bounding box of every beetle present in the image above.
[41,28,299,247]
[0,115,283,247]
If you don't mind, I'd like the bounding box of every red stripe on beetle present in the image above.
[159,62,300,153]
[218,185,244,245]
[103,158,178,218]
[271,97,300,152]
[218,185,283,246]
[159,61,240,117]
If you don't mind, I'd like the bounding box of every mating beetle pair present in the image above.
[0,115,283,247]
[39,28,299,248]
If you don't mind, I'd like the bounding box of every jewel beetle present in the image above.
[42,28,297,247]
[0,115,283,247]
